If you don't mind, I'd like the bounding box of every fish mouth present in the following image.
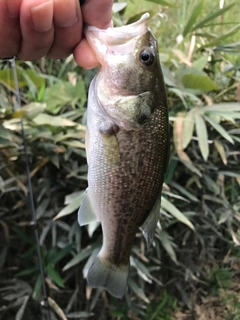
[85,13,150,65]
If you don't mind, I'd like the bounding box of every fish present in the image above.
[78,13,169,298]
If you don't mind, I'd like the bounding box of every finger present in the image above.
[18,0,54,61]
[74,0,113,68]
[47,0,82,59]
[73,38,98,69]
[0,0,21,58]
[81,0,113,29]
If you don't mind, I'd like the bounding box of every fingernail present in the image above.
[6,0,21,17]
[53,0,78,27]
[31,1,53,32]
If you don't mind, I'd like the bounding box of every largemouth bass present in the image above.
[78,13,169,298]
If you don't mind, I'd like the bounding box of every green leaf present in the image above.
[192,56,208,71]
[24,69,45,89]
[15,295,29,320]
[202,103,240,113]
[54,191,84,220]
[204,115,234,143]
[214,140,227,165]
[193,3,236,30]
[161,64,177,87]
[33,114,78,127]
[219,171,240,178]
[62,140,85,149]
[182,73,218,91]
[46,265,64,288]
[0,68,26,89]
[170,182,199,202]
[12,103,46,120]
[182,0,204,37]
[0,67,45,90]
[145,0,176,7]
[13,228,34,245]
[46,244,73,265]
[0,123,12,141]
[16,267,39,277]
[194,113,209,161]
[182,108,196,149]
[63,244,98,271]
[128,279,150,303]
[44,81,86,114]
[32,275,41,300]
[200,24,240,49]
[161,197,194,230]
[131,257,153,283]
[158,230,178,264]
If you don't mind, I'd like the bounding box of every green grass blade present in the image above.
[182,0,204,37]
[193,3,236,30]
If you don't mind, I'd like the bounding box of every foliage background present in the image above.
[0,0,240,319]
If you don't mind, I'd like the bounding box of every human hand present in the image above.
[0,0,112,69]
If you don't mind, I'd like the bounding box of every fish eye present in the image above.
[139,47,155,67]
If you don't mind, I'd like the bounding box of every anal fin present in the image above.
[78,188,98,226]
[140,195,161,250]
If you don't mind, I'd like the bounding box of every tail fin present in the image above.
[87,255,129,298]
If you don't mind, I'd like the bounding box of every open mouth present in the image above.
[84,13,150,65]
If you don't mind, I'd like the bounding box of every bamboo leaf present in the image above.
[161,197,194,230]
[46,266,64,288]
[48,297,68,320]
[63,245,98,271]
[158,230,178,264]
[54,192,84,220]
[182,73,218,91]
[204,115,234,143]
[195,113,209,161]
[47,244,73,265]
[33,114,78,127]
[170,182,199,202]
[193,3,236,30]
[128,279,150,303]
[214,140,227,165]
[200,24,240,49]
[202,102,240,112]
[15,296,30,320]
[145,0,176,7]
[182,108,196,149]
[192,56,208,71]
[182,0,204,37]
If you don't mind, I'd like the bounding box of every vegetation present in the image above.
[1,0,240,319]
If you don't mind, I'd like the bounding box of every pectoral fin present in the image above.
[78,188,98,226]
[140,196,161,250]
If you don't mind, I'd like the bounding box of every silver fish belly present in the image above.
[78,13,169,298]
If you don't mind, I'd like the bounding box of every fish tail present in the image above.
[87,255,129,298]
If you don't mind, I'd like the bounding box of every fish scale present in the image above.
[78,13,169,298]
